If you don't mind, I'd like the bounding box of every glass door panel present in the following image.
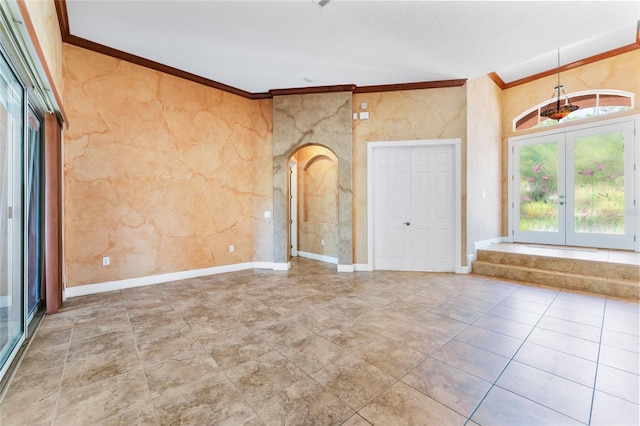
[0,53,24,371]
[512,120,636,250]
[566,122,635,249]
[26,107,42,319]
[513,133,565,245]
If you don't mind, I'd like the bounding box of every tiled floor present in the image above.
[1,257,638,425]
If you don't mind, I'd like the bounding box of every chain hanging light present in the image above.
[540,49,579,121]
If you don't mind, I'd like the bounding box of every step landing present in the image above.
[472,244,639,300]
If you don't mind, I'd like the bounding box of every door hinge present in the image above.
[512,230,514,236]
[289,195,293,200]
[7,206,12,219]
[290,219,293,224]
[512,202,514,208]
[290,244,293,249]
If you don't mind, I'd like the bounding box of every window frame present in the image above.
[513,90,635,132]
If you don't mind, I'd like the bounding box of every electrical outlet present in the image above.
[229,245,234,252]
[321,239,325,246]
[102,256,110,266]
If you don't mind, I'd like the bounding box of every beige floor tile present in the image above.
[53,369,156,425]
[514,342,597,386]
[61,350,142,392]
[497,361,594,423]
[537,316,602,342]
[590,390,640,426]
[601,328,639,353]
[352,336,426,379]
[341,414,373,426]
[137,329,209,365]
[0,391,58,426]
[471,384,584,426]
[429,303,483,324]
[473,314,534,340]
[432,339,510,382]
[454,325,522,358]
[595,364,639,403]
[225,350,307,397]
[278,334,345,374]
[401,356,492,417]
[544,305,603,327]
[603,316,639,336]
[4,257,639,424]
[1,364,63,411]
[486,304,542,325]
[312,353,396,411]
[598,344,640,374]
[526,327,600,361]
[247,376,354,426]
[497,296,549,314]
[257,320,316,347]
[198,331,273,370]
[143,356,222,400]
[359,381,467,426]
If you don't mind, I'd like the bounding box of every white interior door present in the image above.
[373,145,454,271]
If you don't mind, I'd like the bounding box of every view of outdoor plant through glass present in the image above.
[519,141,559,232]
[573,131,625,234]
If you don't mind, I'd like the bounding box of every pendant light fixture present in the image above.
[540,49,579,121]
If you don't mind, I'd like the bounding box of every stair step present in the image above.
[476,250,639,283]
[472,261,639,299]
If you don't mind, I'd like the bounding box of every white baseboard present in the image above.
[473,237,507,252]
[354,263,373,272]
[297,251,339,265]
[65,261,263,298]
[337,264,354,272]
[272,262,291,271]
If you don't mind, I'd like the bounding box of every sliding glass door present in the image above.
[0,51,24,370]
[26,108,43,321]
[512,119,636,250]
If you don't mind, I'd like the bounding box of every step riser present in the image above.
[473,262,639,299]
[476,251,639,283]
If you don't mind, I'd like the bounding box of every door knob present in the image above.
[403,222,411,226]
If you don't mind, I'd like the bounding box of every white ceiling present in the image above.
[65,1,640,94]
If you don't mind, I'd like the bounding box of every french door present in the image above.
[373,144,455,271]
[512,120,636,250]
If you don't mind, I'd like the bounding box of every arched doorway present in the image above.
[289,145,339,264]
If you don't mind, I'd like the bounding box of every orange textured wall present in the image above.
[23,0,63,99]
[63,44,272,286]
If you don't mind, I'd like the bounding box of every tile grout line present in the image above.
[587,296,608,426]
[50,309,75,426]
[464,288,566,425]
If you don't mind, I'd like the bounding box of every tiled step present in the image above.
[473,250,639,300]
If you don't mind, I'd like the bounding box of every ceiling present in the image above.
[64,1,640,95]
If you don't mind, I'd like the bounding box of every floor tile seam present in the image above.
[490,383,590,425]
[466,288,565,423]
[449,335,522,359]
[396,355,490,420]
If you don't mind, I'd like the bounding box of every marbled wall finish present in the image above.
[501,49,640,235]
[466,75,503,256]
[252,100,274,263]
[63,44,271,286]
[352,88,467,265]
[272,92,352,266]
[292,145,339,258]
[23,0,63,98]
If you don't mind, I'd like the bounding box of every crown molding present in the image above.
[491,22,640,90]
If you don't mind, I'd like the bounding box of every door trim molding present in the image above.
[366,139,463,273]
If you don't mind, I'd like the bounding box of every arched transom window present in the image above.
[513,90,634,131]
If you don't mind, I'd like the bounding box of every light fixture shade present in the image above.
[540,103,579,120]
[540,50,579,121]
